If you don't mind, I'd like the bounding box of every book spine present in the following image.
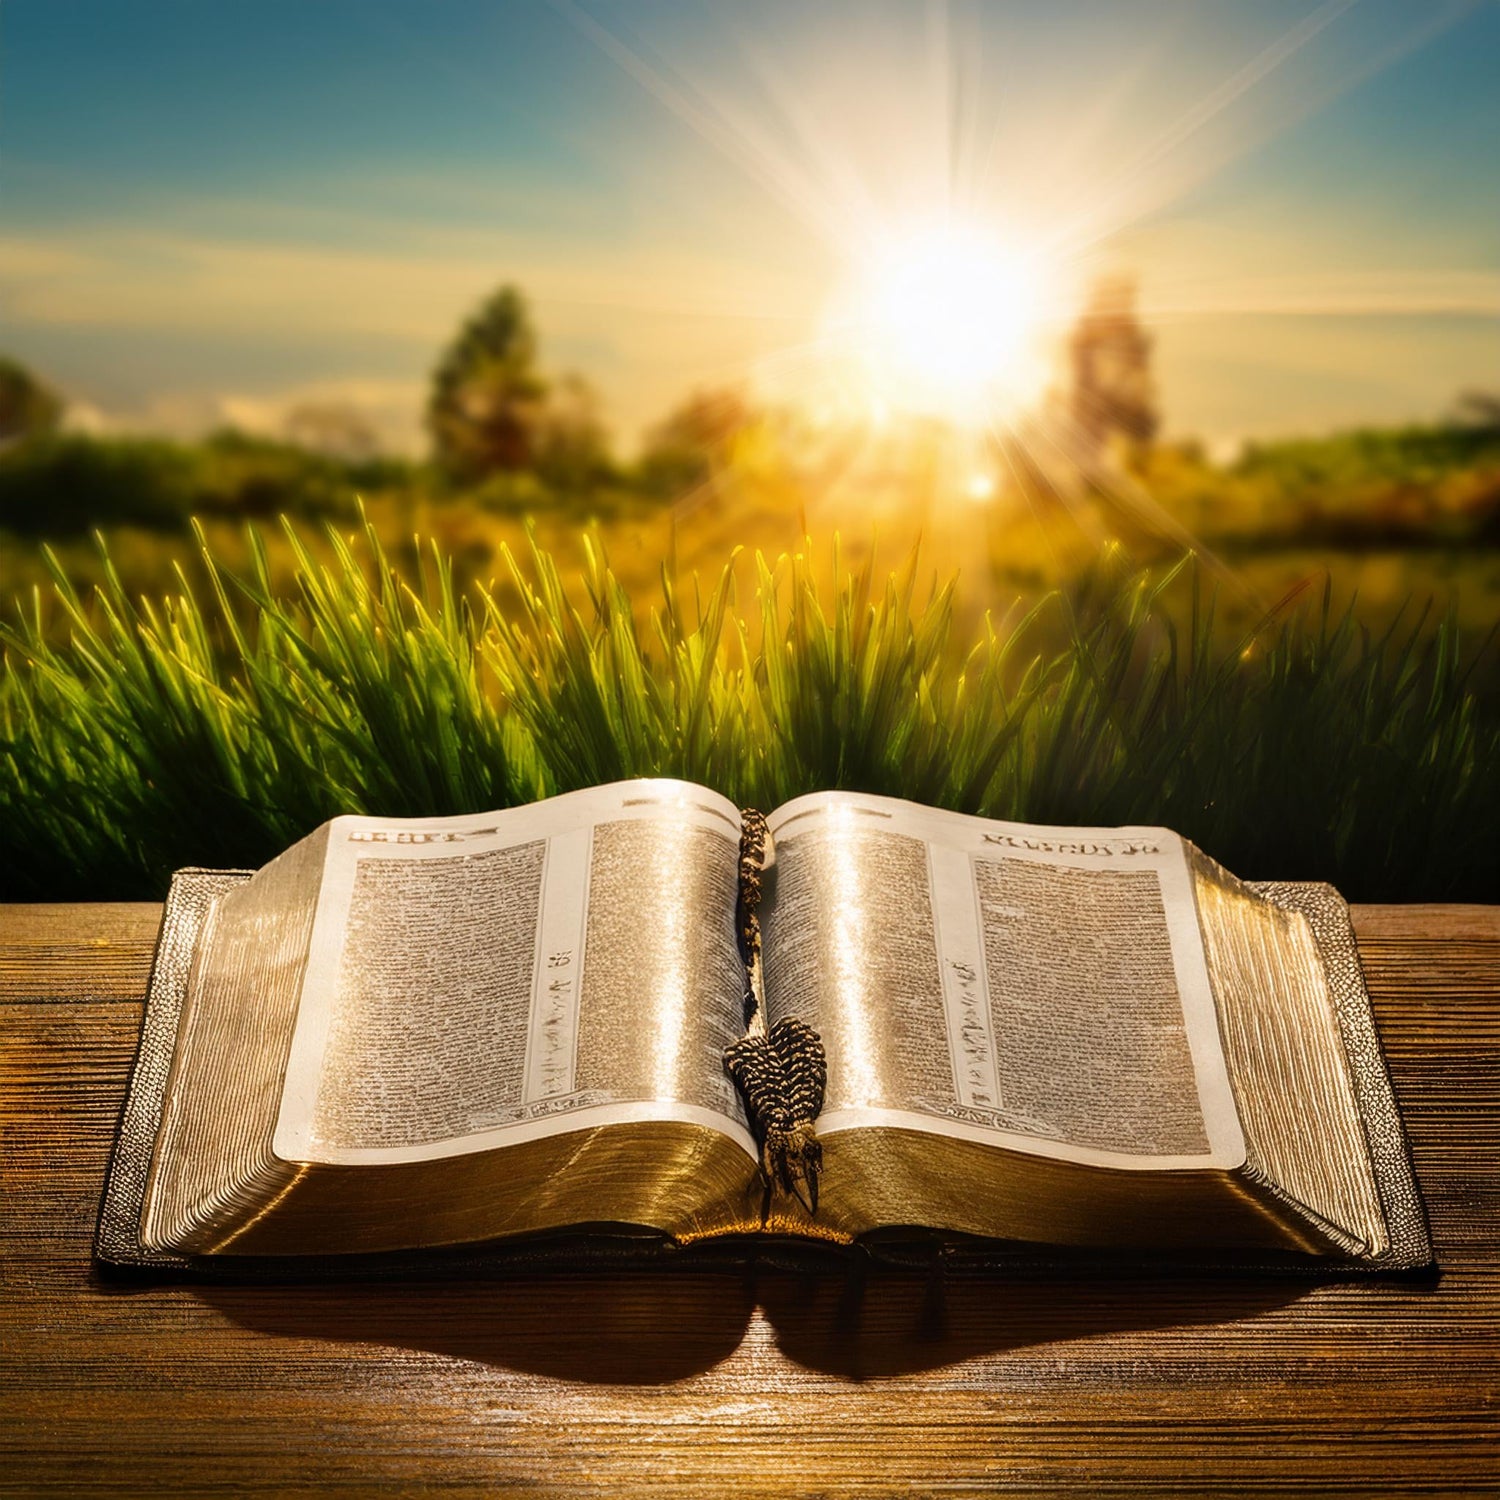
[735,809,768,1028]
[725,809,827,1216]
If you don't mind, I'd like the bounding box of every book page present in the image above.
[272,780,755,1166]
[761,793,1243,1171]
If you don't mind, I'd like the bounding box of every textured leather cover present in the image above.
[94,869,1433,1280]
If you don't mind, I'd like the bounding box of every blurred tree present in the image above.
[638,386,751,495]
[427,287,547,482]
[534,374,614,492]
[0,357,64,448]
[1454,390,1500,434]
[1068,278,1159,465]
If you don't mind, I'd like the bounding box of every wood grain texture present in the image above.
[2,901,1497,1497]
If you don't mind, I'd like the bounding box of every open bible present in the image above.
[97,779,1431,1272]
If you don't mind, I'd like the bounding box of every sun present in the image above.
[825,222,1056,426]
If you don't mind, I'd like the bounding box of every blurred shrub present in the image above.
[636,386,754,497]
[1139,419,1500,551]
[0,435,198,534]
[0,430,408,537]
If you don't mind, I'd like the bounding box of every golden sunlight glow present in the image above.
[965,471,997,503]
[826,223,1056,427]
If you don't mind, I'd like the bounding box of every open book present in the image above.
[97,779,1430,1272]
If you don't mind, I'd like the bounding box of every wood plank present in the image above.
[1,902,1497,1496]
[0,902,162,1003]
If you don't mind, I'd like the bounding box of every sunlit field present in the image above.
[6,360,1497,911]
[7,410,1497,663]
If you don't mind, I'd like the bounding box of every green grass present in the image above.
[2,514,1495,902]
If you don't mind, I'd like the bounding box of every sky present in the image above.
[2,0,1497,455]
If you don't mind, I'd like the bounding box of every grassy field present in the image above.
[2,509,1494,904]
[3,419,1496,902]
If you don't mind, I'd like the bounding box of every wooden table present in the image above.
[2,902,1497,1496]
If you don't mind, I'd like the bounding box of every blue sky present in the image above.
[2,0,1497,451]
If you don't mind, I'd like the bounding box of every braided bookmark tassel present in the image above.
[725,1017,828,1215]
[735,810,768,992]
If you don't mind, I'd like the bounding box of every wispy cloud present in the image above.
[0,226,809,338]
[1145,269,1500,321]
[62,377,429,454]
